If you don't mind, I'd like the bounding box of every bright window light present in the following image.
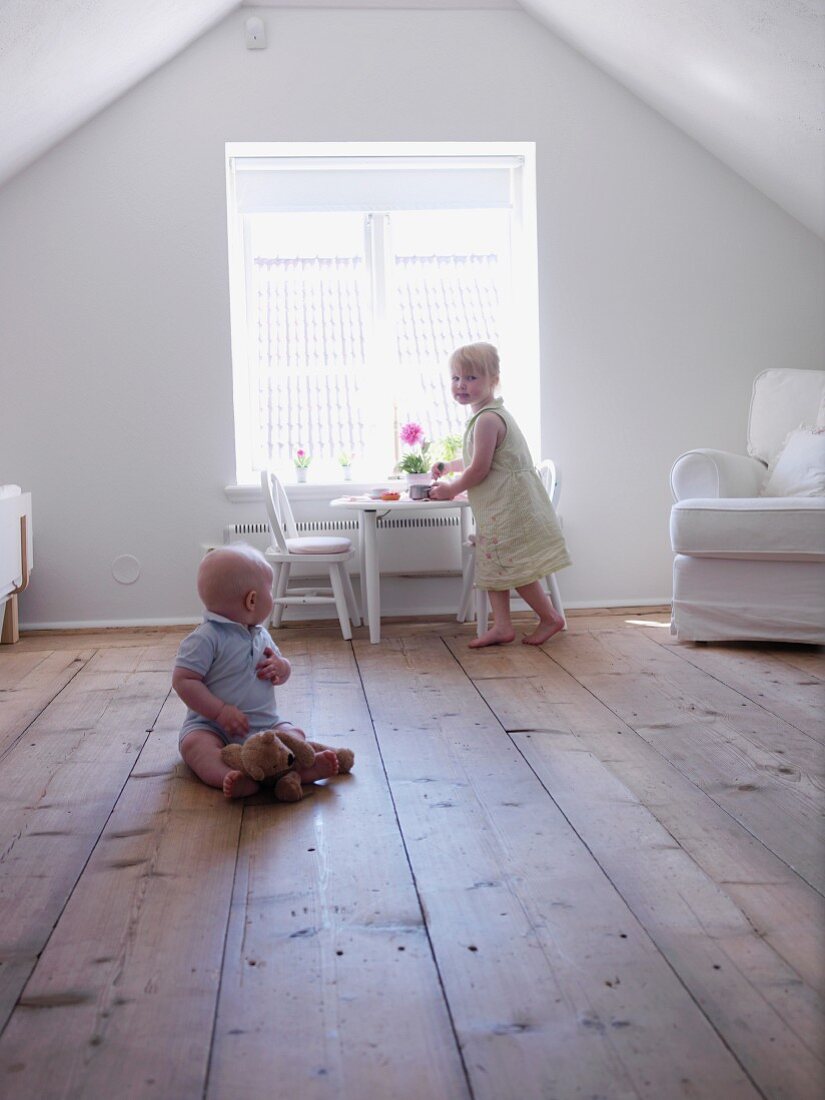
[225,143,539,485]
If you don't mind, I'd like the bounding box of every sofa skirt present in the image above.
[671,555,825,644]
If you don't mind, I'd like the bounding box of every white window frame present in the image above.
[224,141,540,493]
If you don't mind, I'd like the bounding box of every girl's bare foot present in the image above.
[522,616,565,646]
[469,626,516,648]
[223,770,260,799]
[298,749,340,783]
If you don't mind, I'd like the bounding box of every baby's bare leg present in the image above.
[301,748,340,781]
[180,729,259,799]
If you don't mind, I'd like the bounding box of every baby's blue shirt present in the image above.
[175,611,283,744]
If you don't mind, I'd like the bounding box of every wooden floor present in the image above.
[0,611,823,1100]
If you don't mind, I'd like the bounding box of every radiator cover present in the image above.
[224,516,463,576]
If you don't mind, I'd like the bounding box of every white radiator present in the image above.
[223,516,463,577]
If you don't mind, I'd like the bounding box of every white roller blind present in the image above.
[231,155,520,213]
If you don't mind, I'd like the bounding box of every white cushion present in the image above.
[747,368,825,464]
[284,536,352,555]
[762,427,825,497]
[670,497,825,561]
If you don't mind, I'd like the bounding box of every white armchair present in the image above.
[669,368,825,644]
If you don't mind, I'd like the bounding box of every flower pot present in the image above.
[295,468,307,484]
[405,473,431,488]
[341,466,352,482]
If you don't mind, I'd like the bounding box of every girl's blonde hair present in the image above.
[450,342,500,383]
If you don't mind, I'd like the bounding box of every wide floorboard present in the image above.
[0,612,822,1099]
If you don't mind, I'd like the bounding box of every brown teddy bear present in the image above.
[221,728,354,802]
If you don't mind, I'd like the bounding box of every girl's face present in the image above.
[451,365,498,412]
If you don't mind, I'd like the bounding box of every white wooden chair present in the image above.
[261,471,361,640]
[457,459,565,636]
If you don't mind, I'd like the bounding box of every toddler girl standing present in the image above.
[429,342,571,648]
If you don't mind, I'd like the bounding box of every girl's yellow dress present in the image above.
[464,398,571,591]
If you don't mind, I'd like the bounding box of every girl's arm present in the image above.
[429,458,464,478]
[172,666,249,735]
[430,413,504,499]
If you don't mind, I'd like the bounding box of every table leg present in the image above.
[358,516,368,624]
[363,510,381,643]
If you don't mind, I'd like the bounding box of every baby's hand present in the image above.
[257,647,291,685]
[428,481,455,501]
[216,703,249,737]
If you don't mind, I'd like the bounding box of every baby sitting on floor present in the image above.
[172,544,339,799]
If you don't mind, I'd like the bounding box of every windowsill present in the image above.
[224,480,393,503]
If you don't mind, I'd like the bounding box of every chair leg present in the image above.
[546,572,566,628]
[270,563,291,628]
[474,588,489,637]
[457,547,476,622]
[329,563,353,641]
[342,565,361,627]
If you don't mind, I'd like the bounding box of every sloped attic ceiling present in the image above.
[0,0,823,239]
[0,0,239,187]
[520,0,825,240]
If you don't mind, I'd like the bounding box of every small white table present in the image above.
[330,494,471,643]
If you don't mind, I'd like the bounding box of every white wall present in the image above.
[2,8,824,627]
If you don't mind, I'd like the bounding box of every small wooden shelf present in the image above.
[1,493,33,645]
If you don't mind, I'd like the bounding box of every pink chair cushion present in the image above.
[284,536,352,555]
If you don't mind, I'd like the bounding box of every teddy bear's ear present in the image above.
[246,760,266,781]
[221,744,242,769]
[261,731,275,744]
[240,739,267,781]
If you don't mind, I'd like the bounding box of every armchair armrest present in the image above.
[670,449,766,501]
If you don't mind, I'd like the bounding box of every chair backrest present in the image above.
[260,471,299,552]
[748,368,825,465]
[537,459,561,508]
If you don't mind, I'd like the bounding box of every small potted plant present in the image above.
[397,422,432,487]
[293,448,311,483]
[338,451,354,482]
[437,433,463,464]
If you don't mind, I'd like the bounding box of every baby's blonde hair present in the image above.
[450,342,500,384]
[197,544,272,614]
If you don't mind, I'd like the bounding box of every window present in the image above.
[225,143,540,485]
